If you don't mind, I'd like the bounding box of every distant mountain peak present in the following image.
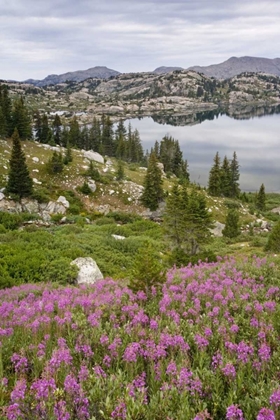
[153,66,184,74]
[24,66,120,87]
[187,56,280,79]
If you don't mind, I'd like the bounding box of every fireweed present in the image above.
[0,256,279,419]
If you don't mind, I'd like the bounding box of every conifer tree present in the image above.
[46,151,64,174]
[266,220,280,252]
[222,209,240,238]
[63,142,73,165]
[6,129,33,198]
[164,184,212,256]
[116,160,125,181]
[229,151,240,198]
[140,152,164,211]
[256,183,266,211]
[52,114,62,145]
[11,97,32,139]
[164,182,188,249]
[129,243,166,296]
[220,156,231,197]
[208,152,221,196]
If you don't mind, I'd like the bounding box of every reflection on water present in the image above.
[125,106,280,192]
[150,105,280,127]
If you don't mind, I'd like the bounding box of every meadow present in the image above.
[1,256,280,419]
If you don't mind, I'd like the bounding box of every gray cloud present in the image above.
[0,0,280,80]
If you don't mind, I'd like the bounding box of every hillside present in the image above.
[3,71,280,123]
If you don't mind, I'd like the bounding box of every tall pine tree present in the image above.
[140,152,164,211]
[6,129,33,198]
[208,152,221,196]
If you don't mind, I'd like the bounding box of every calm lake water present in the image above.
[125,106,280,192]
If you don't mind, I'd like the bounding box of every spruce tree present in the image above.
[208,152,221,196]
[52,114,62,145]
[220,156,231,197]
[46,151,64,174]
[222,209,240,238]
[11,97,32,139]
[129,243,166,296]
[140,151,164,211]
[266,220,280,252]
[63,142,73,165]
[229,151,240,198]
[164,182,188,249]
[256,183,266,211]
[6,129,33,198]
[116,160,125,181]
[164,184,213,256]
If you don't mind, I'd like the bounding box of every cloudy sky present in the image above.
[1,0,279,81]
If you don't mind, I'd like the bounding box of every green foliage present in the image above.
[266,220,280,252]
[31,187,50,203]
[222,209,240,238]
[86,161,102,181]
[256,183,266,211]
[140,151,164,211]
[208,152,221,196]
[116,160,125,180]
[78,181,92,195]
[158,135,189,180]
[128,243,166,295]
[6,129,33,198]
[46,151,64,174]
[63,142,73,165]
[164,184,213,255]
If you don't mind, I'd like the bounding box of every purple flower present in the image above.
[54,400,71,420]
[111,401,127,419]
[270,388,280,407]
[194,334,209,350]
[222,363,236,379]
[226,404,244,419]
[257,408,275,420]
[5,403,22,420]
[31,378,56,400]
[258,343,271,362]
[11,379,27,403]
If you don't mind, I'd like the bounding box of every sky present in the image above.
[1,0,280,81]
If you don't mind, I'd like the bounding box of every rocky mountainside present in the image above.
[3,70,280,122]
[188,56,280,79]
[25,66,120,87]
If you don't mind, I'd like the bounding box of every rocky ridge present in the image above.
[4,71,280,123]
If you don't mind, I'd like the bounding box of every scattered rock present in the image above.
[0,192,5,201]
[210,221,225,237]
[32,157,39,163]
[70,257,103,284]
[83,150,104,164]
[57,196,70,208]
[33,178,42,185]
[112,234,126,240]
[88,180,96,192]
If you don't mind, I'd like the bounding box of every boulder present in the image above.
[88,179,96,192]
[57,196,70,208]
[112,234,126,240]
[32,157,39,163]
[210,221,225,237]
[83,150,104,164]
[0,192,5,201]
[70,257,104,285]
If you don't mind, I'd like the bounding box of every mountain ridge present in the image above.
[19,56,280,87]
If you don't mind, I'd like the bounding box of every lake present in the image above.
[125,106,280,192]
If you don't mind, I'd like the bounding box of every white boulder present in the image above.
[70,257,104,285]
[83,150,104,164]
[57,196,70,208]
